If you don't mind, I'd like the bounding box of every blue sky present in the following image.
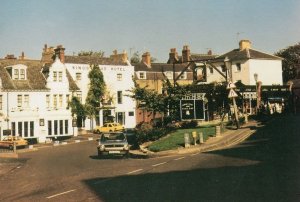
[0,0,299,62]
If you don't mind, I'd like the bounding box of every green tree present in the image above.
[130,51,140,64]
[85,64,106,129]
[275,43,300,83]
[69,96,86,127]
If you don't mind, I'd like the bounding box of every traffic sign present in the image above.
[228,89,238,98]
[226,82,236,89]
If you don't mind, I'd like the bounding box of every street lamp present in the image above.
[254,73,258,114]
[224,57,240,129]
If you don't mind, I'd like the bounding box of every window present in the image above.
[65,120,69,134]
[48,120,52,135]
[53,71,57,81]
[24,122,28,137]
[129,111,134,116]
[20,69,25,80]
[24,95,29,107]
[58,71,62,82]
[17,95,22,107]
[46,95,50,108]
[221,65,226,72]
[59,94,63,107]
[117,91,123,104]
[117,73,122,81]
[0,95,2,110]
[54,120,58,135]
[11,122,16,136]
[66,94,70,109]
[236,63,241,72]
[59,120,63,135]
[30,121,34,137]
[138,72,146,79]
[179,72,187,80]
[209,67,214,74]
[14,69,19,79]
[76,73,81,81]
[18,122,22,137]
[53,95,57,108]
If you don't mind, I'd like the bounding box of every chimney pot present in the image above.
[182,45,190,63]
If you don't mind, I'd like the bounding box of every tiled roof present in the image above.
[0,59,79,91]
[190,53,218,61]
[215,48,282,62]
[65,55,128,66]
[0,59,47,90]
[134,62,193,72]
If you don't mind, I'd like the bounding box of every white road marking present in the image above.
[190,153,199,156]
[46,189,76,199]
[127,169,143,174]
[174,157,185,161]
[152,162,167,167]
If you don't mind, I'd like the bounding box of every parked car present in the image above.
[97,132,129,157]
[94,122,125,134]
[0,136,28,150]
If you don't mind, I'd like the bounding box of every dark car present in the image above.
[97,132,129,158]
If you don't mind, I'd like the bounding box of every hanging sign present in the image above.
[228,89,238,98]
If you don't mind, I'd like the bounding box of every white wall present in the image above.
[248,59,283,85]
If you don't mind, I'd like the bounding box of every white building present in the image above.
[205,40,283,85]
[50,47,137,130]
[0,53,80,142]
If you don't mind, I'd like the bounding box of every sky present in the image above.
[0,0,300,62]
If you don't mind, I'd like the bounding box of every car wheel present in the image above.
[123,152,129,159]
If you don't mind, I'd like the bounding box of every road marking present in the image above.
[152,162,167,167]
[127,169,143,175]
[46,189,76,199]
[174,157,185,161]
[190,153,199,156]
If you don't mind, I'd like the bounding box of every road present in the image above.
[0,114,300,202]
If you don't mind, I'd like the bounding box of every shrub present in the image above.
[181,120,198,128]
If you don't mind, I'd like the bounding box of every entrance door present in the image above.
[116,112,125,125]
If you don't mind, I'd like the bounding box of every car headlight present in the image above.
[124,144,129,150]
[99,145,105,151]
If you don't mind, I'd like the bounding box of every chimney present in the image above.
[169,48,178,64]
[239,40,251,51]
[142,52,151,67]
[54,45,65,63]
[207,49,212,55]
[19,51,25,60]
[182,45,190,63]
[110,50,128,63]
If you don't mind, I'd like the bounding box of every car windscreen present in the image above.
[101,133,126,141]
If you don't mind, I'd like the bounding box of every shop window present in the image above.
[60,120,63,135]
[48,120,52,135]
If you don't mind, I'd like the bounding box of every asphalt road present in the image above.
[0,114,300,202]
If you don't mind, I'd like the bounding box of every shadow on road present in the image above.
[82,114,300,202]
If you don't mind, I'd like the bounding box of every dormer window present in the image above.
[6,64,27,80]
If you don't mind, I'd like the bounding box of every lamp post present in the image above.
[224,57,240,129]
[254,73,258,114]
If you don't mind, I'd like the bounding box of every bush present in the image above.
[180,120,198,128]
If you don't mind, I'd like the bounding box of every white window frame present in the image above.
[165,71,173,80]
[117,73,122,81]
[138,71,146,79]
[58,71,63,82]
[17,95,22,107]
[24,94,29,107]
[76,72,81,81]
[0,95,2,110]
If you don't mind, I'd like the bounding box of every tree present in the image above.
[69,96,86,127]
[130,51,140,64]
[85,64,106,129]
[78,50,105,57]
[275,43,300,83]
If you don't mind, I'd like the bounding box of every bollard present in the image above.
[192,131,197,145]
[244,114,248,123]
[215,126,221,137]
[184,133,190,148]
[199,132,204,144]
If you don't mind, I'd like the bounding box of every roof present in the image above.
[215,48,282,62]
[0,59,79,91]
[64,55,128,66]
[133,62,193,72]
